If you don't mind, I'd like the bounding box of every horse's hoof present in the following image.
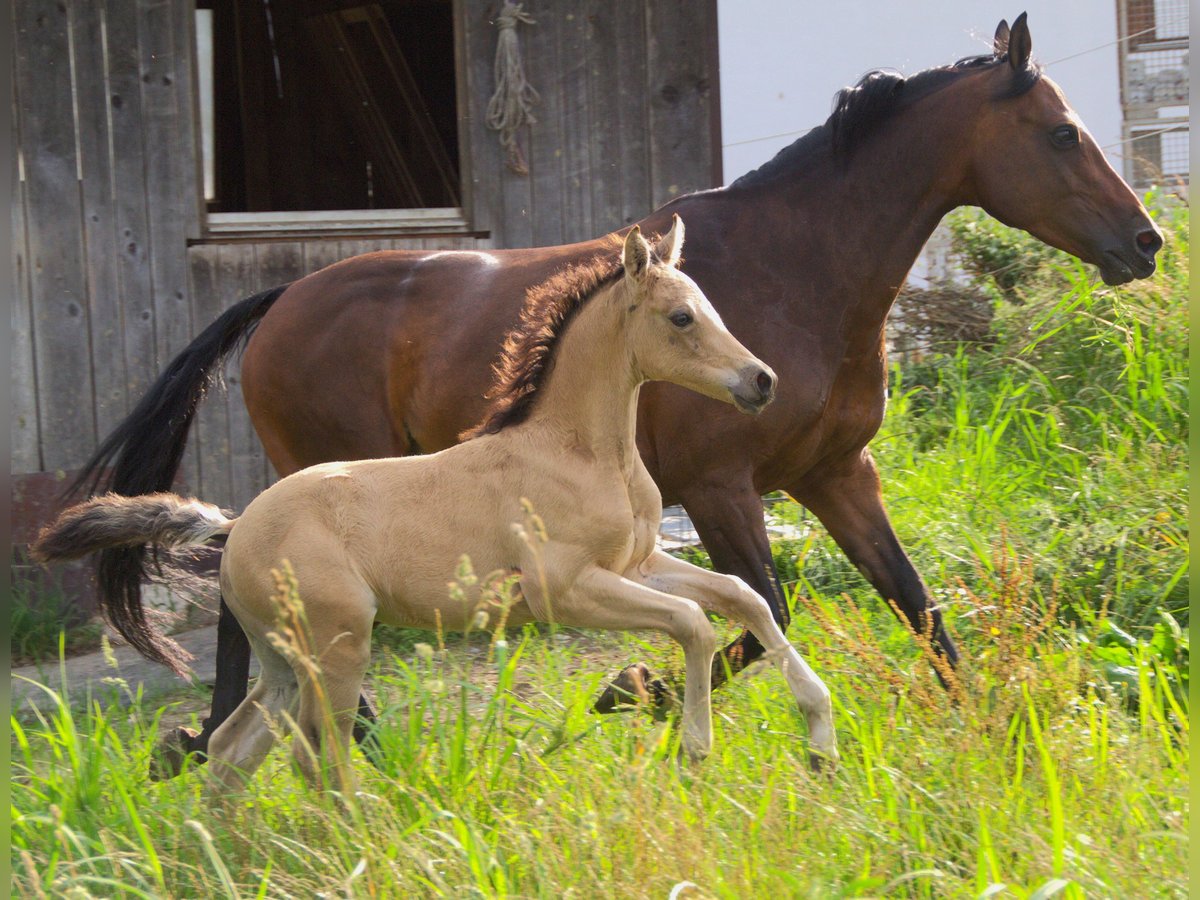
[150,726,202,781]
[592,663,658,714]
[807,747,839,776]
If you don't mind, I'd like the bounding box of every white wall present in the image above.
[718,3,1124,183]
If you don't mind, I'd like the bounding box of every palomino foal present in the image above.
[33,217,837,791]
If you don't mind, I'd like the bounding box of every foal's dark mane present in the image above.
[462,254,623,438]
[731,51,1043,187]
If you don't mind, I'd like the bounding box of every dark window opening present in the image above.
[198,0,459,213]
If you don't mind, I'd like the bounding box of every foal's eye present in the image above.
[1051,124,1079,147]
[669,310,694,328]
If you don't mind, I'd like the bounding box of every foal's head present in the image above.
[623,215,776,414]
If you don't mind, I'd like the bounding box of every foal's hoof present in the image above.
[592,663,675,716]
[150,726,202,781]
[807,747,839,776]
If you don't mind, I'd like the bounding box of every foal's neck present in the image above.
[523,281,641,473]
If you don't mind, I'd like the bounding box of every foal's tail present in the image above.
[60,284,285,676]
[32,493,238,676]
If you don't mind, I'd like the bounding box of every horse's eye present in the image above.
[1051,124,1079,147]
[669,310,694,328]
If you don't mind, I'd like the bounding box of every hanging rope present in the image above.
[486,1,540,175]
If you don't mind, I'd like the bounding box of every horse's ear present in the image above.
[622,225,651,285]
[1007,12,1031,70]
[992,19,1010,57]
[654,214,685,268]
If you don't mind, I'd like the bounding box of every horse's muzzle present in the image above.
[1099,224,1163,285]
[732,364,777,414]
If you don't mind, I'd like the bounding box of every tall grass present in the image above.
[11,550,1188,896]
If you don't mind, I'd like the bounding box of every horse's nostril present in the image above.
[756,370,775,398]
[1136,229,1163,258]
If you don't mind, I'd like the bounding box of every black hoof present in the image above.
[150,726,205,781]
[592,663,677,715]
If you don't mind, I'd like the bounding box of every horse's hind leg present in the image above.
[289,601,375,794]
[161,596,382,778]
[206,634,299,794]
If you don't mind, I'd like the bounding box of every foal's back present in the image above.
[220,438,538,632]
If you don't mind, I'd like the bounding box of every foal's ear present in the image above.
[622,225,651,284]
[1007,12,1031,70]
[992,19,1010,57]
[654,214,685,268]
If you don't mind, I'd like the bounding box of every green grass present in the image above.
[11,576,103,667]
[10,203,1189,897]
[10,583,1189,897]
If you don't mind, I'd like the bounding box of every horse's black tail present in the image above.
[63,284,288,674]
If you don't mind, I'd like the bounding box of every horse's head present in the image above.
[623,216,776,414]
[961,14,1162,285]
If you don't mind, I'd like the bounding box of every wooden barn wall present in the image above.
[13,0,720,514]
[457,0,720,248]
[14,0,201,477]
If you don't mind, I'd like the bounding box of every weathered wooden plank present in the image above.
[451,0,480,233]
[185,244,232,502]
[70,0,124,438]
[247,242,306,498]
[557,3,593,242]
[302,240,346,276]
[12,151,41,473]
[170,0,202,238]
[524,3,565,247]
[137,0,195,367]
[104,0,159,416]
[645,0,717,209]
[615,3,652,225]
[16,0,97,470]
[583,2,622,235]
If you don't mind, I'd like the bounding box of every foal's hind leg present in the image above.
[288,603,375,795]
[631,549,838,768]
[165,596,381,777]
[206,635,299,794]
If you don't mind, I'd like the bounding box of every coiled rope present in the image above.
[486,2,540,175]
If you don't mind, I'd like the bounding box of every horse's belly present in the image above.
[374,568,531,632]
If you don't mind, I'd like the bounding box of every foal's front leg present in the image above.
[543,566,718,760]
[630,549,838,768]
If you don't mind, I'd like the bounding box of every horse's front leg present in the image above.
[630,549,838,769]
[790,448,961,668]
[545,566,717,760]
[676,478,792,685]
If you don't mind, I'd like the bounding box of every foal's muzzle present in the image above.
[732,364,777,415]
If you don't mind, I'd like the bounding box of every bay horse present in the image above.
[37,220,840,789]
[70,15,1161,771]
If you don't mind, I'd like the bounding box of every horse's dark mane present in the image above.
[462,254,623,439]
[731,51,1043,187]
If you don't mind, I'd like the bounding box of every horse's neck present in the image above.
[740,93,971,356]
[524,287,641,472]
